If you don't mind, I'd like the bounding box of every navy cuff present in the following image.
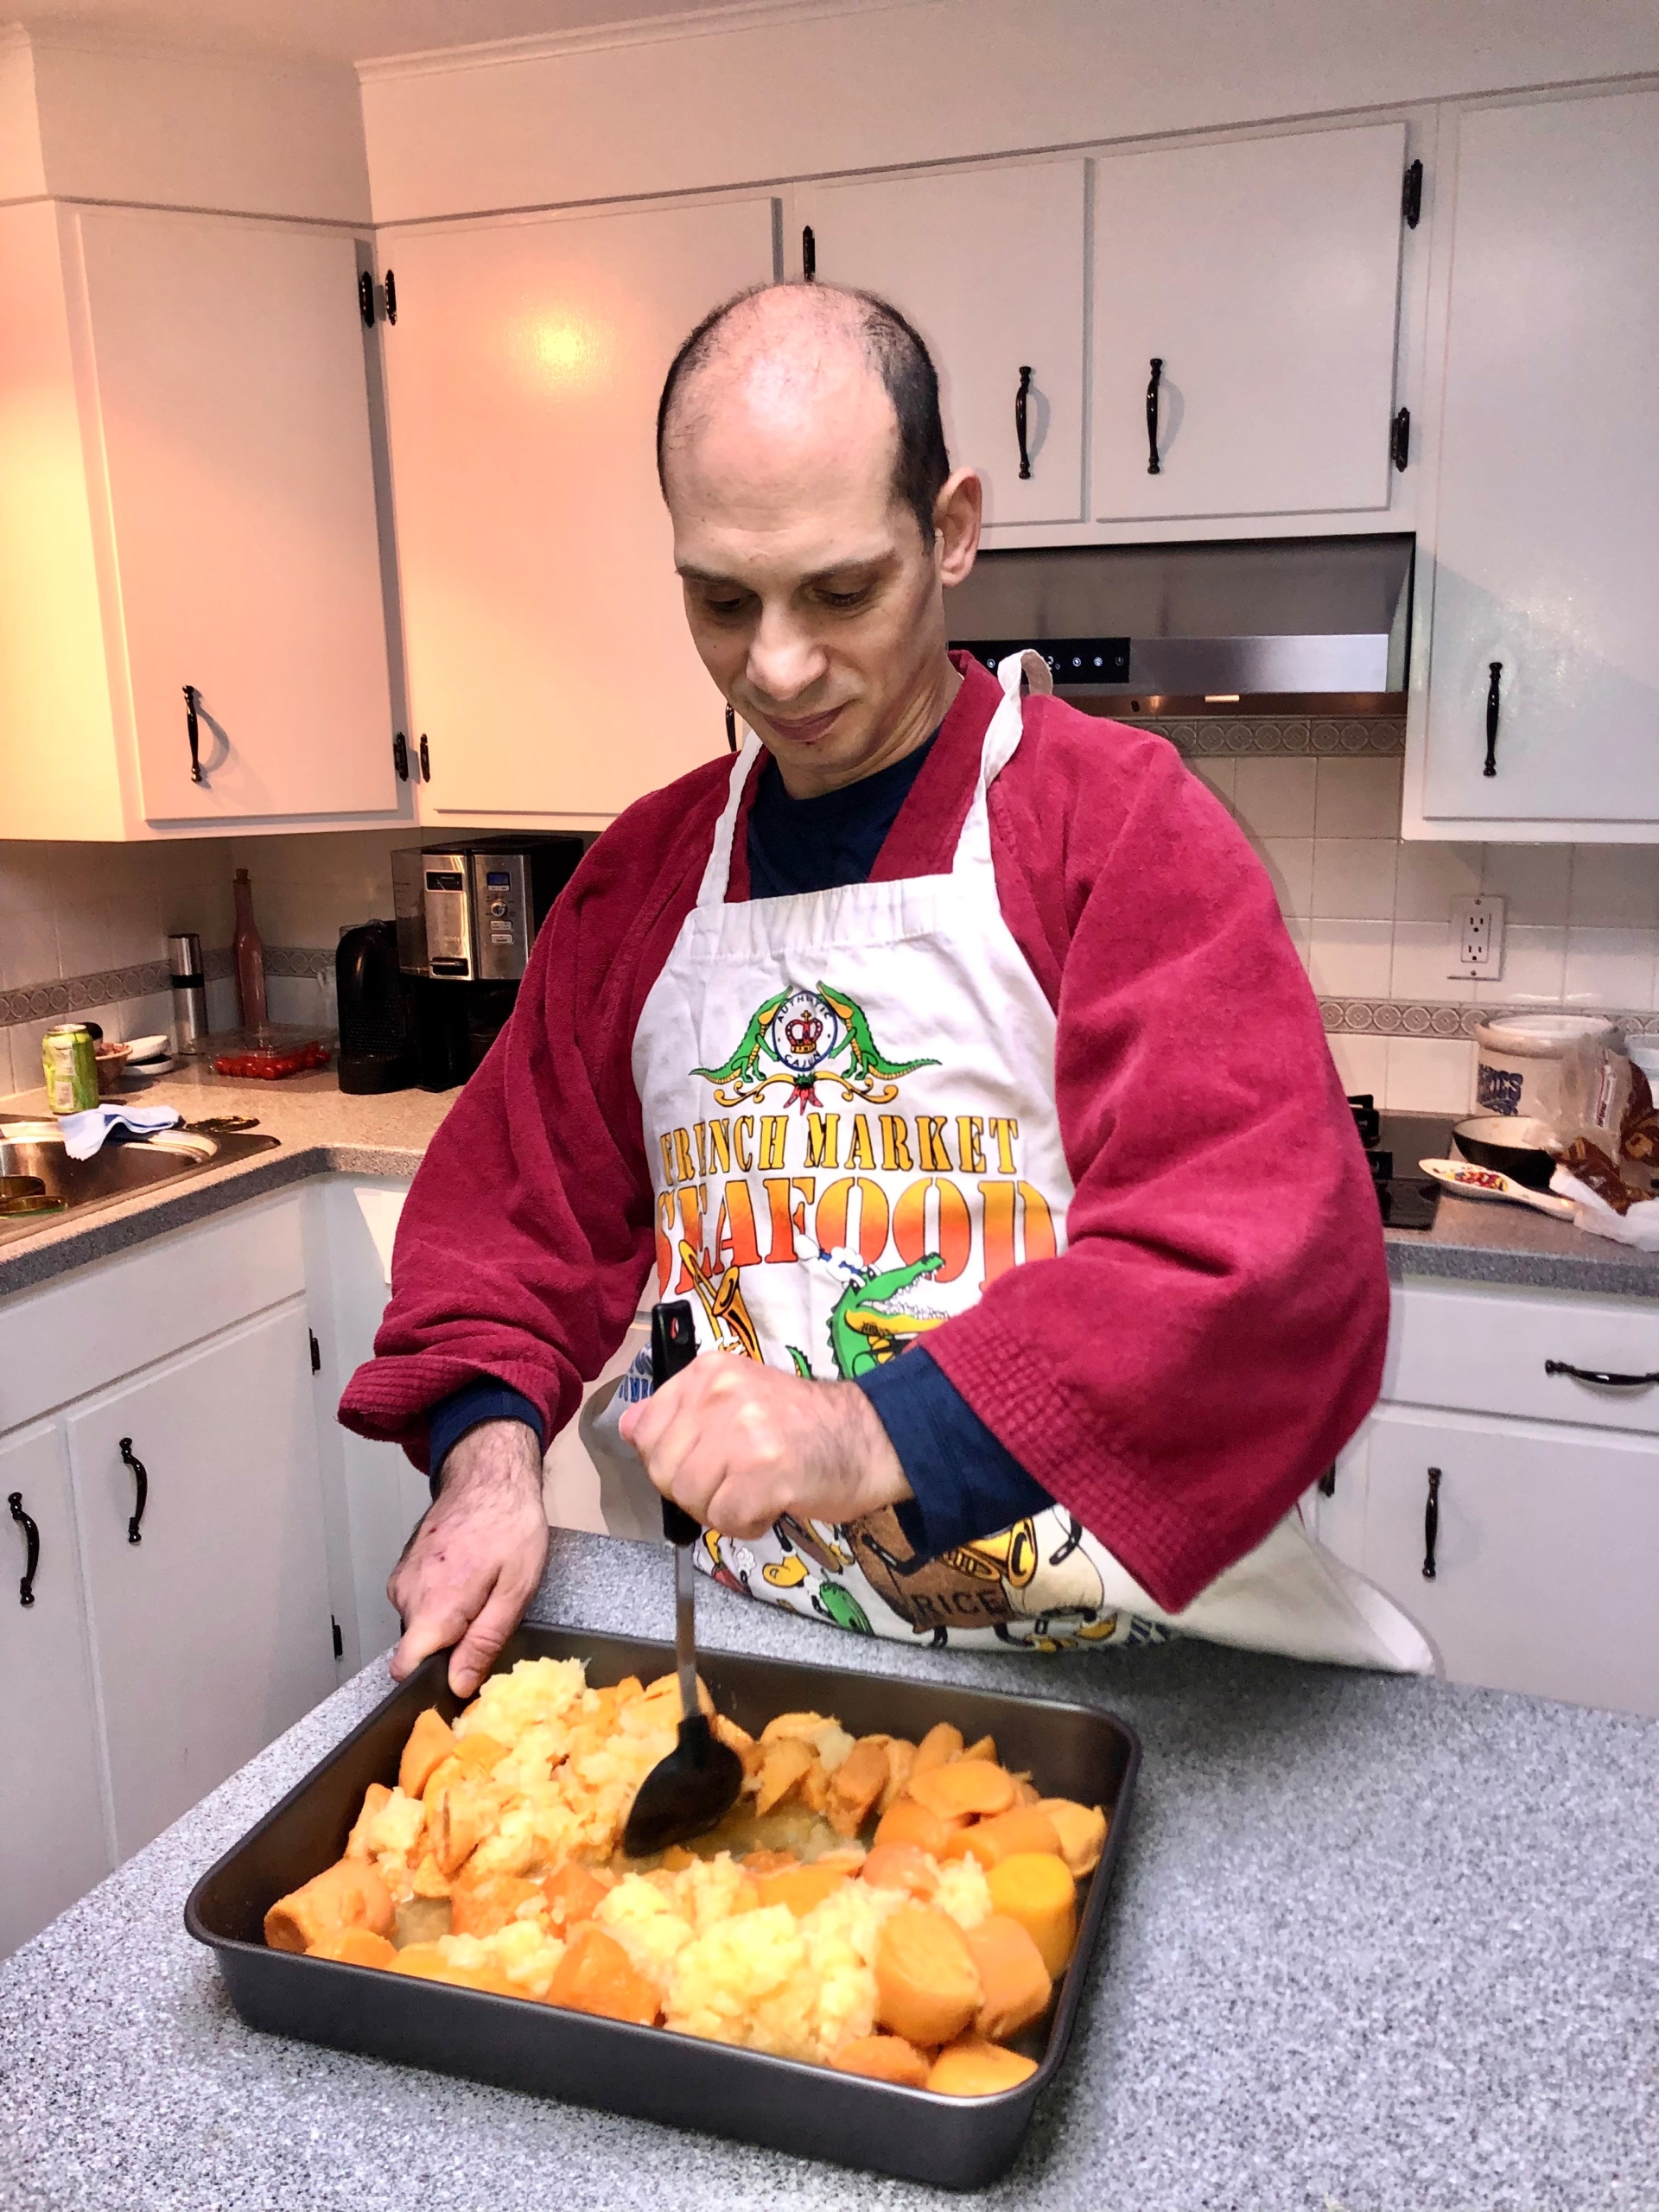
[853,1344,1052,1560]
[426,1380,545,1497]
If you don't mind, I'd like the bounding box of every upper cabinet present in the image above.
[794,162,1087,529]
[382,195,775,825]
[0,203,401,839]
[1415,90,1659,834]
[1090,124,1408,524]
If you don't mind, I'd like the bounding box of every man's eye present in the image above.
[702,596,748,619]
[819,588,868,610]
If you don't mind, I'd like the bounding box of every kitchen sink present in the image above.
[0,1123,280,1244]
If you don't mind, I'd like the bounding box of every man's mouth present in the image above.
[760,706,843,747]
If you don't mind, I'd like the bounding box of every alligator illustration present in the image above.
[789,1251,947,1383]
[814,982,938,1091]
[691,988,792,1094]
[694,982,936,1107]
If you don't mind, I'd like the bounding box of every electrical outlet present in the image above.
[1451,895,1505,978]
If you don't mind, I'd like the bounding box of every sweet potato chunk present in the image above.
[398,1707,457,1798]
[874,1905,982,2047]
[959,1735,998,1764]
[759,1710,828,1745]
[827,1738,890,1836]
[344,1783,391,1859]
[454,1732,509,1777]
[390,1943,518,1998]
[830,2034,931,2088]
[307,1928,398,1968]
[985,1853,1077,1978]
[877,1738,916,1814]
[909,1762,1016,1821]
[265,1859,395,1954]
[943,1806,1063,1871]
[926,2038,1039,2096]
[547,1923,660,2026]
[912,1723,963,1777]
[1036,1798,1108,1878]
[428,1777,495,1878]
[873,1796,962,1859]
[860,1843,939,1901]
[755,1862,852,1918]
[755,1735,816,1815]
[541,1862,615,1932]
[449,1872,543,1939]
[964,1915,1052,2042]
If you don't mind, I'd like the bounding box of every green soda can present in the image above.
[42,1024,98,1114]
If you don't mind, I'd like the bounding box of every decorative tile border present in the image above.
[1319,997,1659,1040]
[0,944,329,1030]
[1132,715,1405,757]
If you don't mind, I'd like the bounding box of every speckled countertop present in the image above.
[3,1063,1656,1300]
[1,1527,1653,2212]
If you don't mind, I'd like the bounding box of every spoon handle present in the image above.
[651,1301,703,1719]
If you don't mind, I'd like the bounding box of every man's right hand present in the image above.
[387,1420,550,1697]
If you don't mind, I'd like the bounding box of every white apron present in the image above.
[613,657,1431,1672]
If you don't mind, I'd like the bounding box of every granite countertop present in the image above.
[3,1062,1656,1300]
[1,1527,1652,2212]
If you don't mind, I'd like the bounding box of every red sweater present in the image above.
[340,655,1388,1611]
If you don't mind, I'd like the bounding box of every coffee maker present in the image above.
[391,835,587,1090]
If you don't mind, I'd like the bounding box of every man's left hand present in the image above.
[617,1354,911,1535]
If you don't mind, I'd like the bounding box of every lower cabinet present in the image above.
[62,1298,336,1862]
[0,1423,111,1958]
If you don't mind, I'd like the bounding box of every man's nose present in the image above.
[746,609,827,704]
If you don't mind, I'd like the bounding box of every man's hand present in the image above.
[618,1355,910,1536]
[388,1420,549,1696]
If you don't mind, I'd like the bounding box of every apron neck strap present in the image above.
[696,731,762,909]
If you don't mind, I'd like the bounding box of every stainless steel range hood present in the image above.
[946,533,1414,715]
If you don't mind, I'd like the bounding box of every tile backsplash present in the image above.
[3,721,1657,1117]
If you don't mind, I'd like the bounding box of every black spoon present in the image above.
[620,1300,744,1858]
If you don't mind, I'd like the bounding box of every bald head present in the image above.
[657,283,950,547]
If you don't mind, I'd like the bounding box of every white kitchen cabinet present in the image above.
[0,1423,111,1959]
[1415,90,1659,833]
[1354,1403,1659,1719]
[62,1296,336,1861]
[1090,124,1408,523]
[795,161,1087,529]
[383,194,775,827]
[0,200,401,839]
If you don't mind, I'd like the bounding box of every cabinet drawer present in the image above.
[1384,1281,1659,1434]
[0,1194,304,1435]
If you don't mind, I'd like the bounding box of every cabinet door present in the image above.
[64,1298,336,1860]
[1090,124,1406,522]
[1421,92,1659,826]
[1361,1404,1659,1717]
[71,207,397,826]
[797,162,1086,528]
[0,1423,111,1958]
[385,196,774,823]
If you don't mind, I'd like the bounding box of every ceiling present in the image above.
[14,0,754,67]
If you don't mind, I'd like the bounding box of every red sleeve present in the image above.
[921,699,1389,1613]
[335,760,731,1470]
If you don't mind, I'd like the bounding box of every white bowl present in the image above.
[124,1034,170,1063]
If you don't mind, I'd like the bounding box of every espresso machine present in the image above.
[391,835,588,1090]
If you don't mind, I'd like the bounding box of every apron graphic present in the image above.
[620,657,1433,1673]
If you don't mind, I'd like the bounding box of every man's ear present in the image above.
[934,468,982,588]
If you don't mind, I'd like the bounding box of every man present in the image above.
[341,282,1404,1696]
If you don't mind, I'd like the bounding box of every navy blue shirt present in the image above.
[427,733,1052,1560]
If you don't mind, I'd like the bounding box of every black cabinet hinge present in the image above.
[392,730,410,780]
[308,1329,321,1374]
[383,267,397,323]
[331,1615,344,1659]
[418,732,431,781]
[1402,159,1424,229]
[1390,406,1410,472]
[358,269,375,327]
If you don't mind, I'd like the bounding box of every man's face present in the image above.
[663,341,978,796]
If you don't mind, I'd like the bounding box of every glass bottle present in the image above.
[232,867,268,1033]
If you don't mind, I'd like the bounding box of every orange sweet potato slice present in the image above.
[963,1914,1052,2042]
[926,2037,1039,2096]
[876,1739,917,1814]
[755,1736,816,1815]
[540,1862,615,1932]
[307,1927,398,1968]
[908,1762,1016,1821]
[959,1734,998,1764]
[547,1923,660,2026]
[398,1708,457,1798]
[827,1738,890,1837]
[830,2034,931,2088]
[390,1944,518,1999]
[942,1806,1063,1871]
[344,1783,391,1859]
[985,1853,1077,1978]
[860,1843,940,1901]
[873,1796,961,1859]
[448,1872,543,1939]
[454,1732,509,1777]
[911,1723,963,1777]
[753,1863,851,1918]
[1036,1798,1108,1877]
[874,1905,982,2047]
[264,1858,395,1954]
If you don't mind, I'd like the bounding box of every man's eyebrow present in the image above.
[676,564,745,587]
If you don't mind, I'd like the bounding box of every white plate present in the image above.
[124,1034,170,1063]
[125,1055,176,1078]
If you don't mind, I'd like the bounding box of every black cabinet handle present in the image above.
[383,268,397,324]
[1390,406,1410,471]
[418,733,431,781]
[1015,365,1033,480]
[1546,1358,1659,1389]
[1484,662,1503,778]
[1421,1465,1440,1580]
[801,226,816,283]
[118,1436,148,1545]
[9,1491,38,1607]
[391,731,409,781]
[183,685,205,785]
[1146,357,1164,475]
[358,269,374,327]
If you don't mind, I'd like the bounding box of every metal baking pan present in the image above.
[186,1625,1139,2190]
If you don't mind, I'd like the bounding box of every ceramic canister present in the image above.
[1474,1013,1622,1120]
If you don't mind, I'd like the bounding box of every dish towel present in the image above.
[58,1103,183,1161]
